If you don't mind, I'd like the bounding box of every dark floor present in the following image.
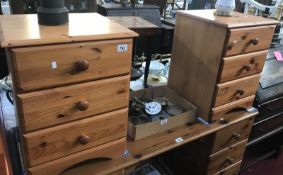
[241,149,283,175]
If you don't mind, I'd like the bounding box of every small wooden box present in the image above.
[128,86,197,141]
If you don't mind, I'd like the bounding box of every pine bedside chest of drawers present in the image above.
[168,10,278,175]
[0,13,137,175]
[169,10,278,123]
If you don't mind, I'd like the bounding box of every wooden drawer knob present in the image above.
[251,38,259,45]
[235,89,245,99]
[75,60,89,72]
[232,132,241,140]
[78,134,90,145]
[243,64,252,71]
[228,40,238,50]
[225,156,235,165]
[76,100,89,111]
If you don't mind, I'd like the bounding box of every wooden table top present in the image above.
[0,89,257,175]
[0,13,138,48]
[108,16,159,29]
[177,10,279,28]
[62,110,257,175]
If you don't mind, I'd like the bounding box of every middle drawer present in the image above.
[213,74,260,107]
[17,75,130,132]
[23,108,128,167]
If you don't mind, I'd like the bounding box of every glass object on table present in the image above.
[215,0,235,16]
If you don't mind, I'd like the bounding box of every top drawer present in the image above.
[11,39,132,92]
[225,25,275,56]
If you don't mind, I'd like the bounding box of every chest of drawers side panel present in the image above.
[168,13,228,121]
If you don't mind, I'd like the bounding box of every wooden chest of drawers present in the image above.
[0,13,137,175]
[207,116,254,175]
[168,10,278,123]
[168,9,277,175]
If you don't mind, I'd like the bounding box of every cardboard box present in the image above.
[128,86,197,141]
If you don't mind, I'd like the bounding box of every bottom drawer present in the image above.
[24,108,128,167]
[208,140,247,175]
[214,161,242,175]
[211,96,254,122]
[28,138,126,175]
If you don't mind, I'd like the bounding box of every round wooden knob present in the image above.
[228,40,238,50]
[243,64,252,71]
[78,134,90,145]
[232,132,241,140]
[226,157,234,164]
[235,89,245,99]
[75,60,89,72]
[76,100,89,111]
[251,38,259,45]
[236,89,245,96]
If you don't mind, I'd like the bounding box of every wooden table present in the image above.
[109,16,161,86]
[0,87,257,175]
[108,16,159,33]
[61,111,257,175]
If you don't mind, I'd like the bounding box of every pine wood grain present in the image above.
[219,50,267,83]
[168,12,227,121]
[62,112,257,175]
[17,75,130,132]
[214,74,260,107]
[225,25,275,56]
[211,96,255,122]
[214,161,242,175]
[24,108,128,167]
[177,10,278,29]
[108,169,124,175]
[28,138,126,175]
[211,117,254,154]
[11,39,132,92]
[169,10,276,122]
[108,16,158,29]
[0,13,138,48]
[208,140,247,175]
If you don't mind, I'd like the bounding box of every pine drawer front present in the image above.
[211,96,255,122]
[11,39,132,92]
[24,108,128,167]
[108,169,125,175]
[225,25,275,56]
[211,118,253,154]
[220,50,267,83]
[214,74,260,107]
[17,75,130,132]
[28,138,126,175]
[208,140,247,175]
[213,161,242,175]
